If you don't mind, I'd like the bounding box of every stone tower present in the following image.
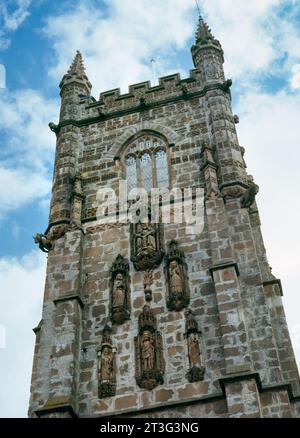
[29,17,300,418]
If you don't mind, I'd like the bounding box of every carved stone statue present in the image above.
[109,255,131,324]
[34,233,53,253]
[165,241,189,311]
[98,325,116,398]
[241,181,259,209]
[185,309,199,334]
[184,309,205,383]
[135,304,164,390]
[141,331,154,371]
[100,346,114,381]
[188,334,201,368]
[169,260,184,297]
[112,273,125,307]
[131,221,164,271]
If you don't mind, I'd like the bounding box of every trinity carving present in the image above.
[109,255,131,325]
[165,240,190,311]
[185,309,205,383]
[134,304,165,390]
[98,325,116,399]
[130,221,164,271]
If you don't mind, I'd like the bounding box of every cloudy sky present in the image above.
[0,0,300,418]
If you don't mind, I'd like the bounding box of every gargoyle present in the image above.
[34,233,53,253]
[241,182,259,209]
[221,79,232,92]
[48,122,59,134]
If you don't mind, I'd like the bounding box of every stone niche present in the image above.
[109,255,131,325]
[185,309,205,383]
[165,240,190,311]
[134,304,165,390]
[98,325,116,399]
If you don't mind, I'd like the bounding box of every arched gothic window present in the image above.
[125,134,169,192]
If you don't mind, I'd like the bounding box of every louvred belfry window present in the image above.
[125,134,169,192]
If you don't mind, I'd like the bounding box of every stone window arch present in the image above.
[124,132,169,192]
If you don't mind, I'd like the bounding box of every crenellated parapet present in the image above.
[92,70,202,115]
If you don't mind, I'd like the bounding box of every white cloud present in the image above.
[0,89,58,222]
[0,167,50,222]
[43,0,196,93]
[236,89,300,370]
[200,0,300,83]
[0,250,46,418]
[0,0,32,49]
[291,64,300,89]
[0,89,59,166]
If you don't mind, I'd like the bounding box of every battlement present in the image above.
[88,69,202,115]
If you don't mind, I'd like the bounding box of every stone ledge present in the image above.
[263,279,283,297]
[35,396,78,418]
[219,371,300,403]
[32,319,43,335]
[210,261,240,278]
[53,293,84,308]
[87,391,225,418]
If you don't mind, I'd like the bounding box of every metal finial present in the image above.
[195,0,201,16]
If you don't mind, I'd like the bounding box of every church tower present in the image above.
[29,17,300,418]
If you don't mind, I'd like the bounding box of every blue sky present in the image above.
[0,0,300,417]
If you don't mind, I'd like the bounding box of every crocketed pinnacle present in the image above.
[195,16,218,45]
[60,49,92,93]
[68,50,86,76]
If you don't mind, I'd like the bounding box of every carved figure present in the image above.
[141,331,155,371]
[112,273,125,307]
[48,122,58,134]
[188,334,201,368]
[170,260,183,297]
[131,222,164,271]
[184,309,205,383]
[98,325,116,398]
[165,241,189,311]
[34,233,53,253]
[241,182,259,209]
[109,255,130,324]
[135,304,164,390]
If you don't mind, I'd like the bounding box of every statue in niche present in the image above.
[109,255,131,325]
[165,241,190,311]
[100,346,114,381]
[130,220,164,271]
[185,309,205,383]
[98,325,116,398]
[134,304,165,390]
[141,330,155,371]
[112,272,126,308]
[169,260,184,298]
[188,334,202,368]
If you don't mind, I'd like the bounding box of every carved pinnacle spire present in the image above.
[194,15,222,50]
[68,50,86,76]
[196,16,215,44]
[59,49,92,95]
